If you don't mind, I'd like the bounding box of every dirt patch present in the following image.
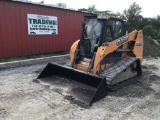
[141,64,158,70]
[0,108,7,118]
[154,92,160,99]
[108,81,154,98]
[12,91,23,97]
[64,96,91,108]
[108,70,158,99]
[144,36,160,58]
[0,56,160,120]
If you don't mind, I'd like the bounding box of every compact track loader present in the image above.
[37,15,143,105]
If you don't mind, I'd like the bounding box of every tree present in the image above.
[156,32,160,41]
[78,5,97,13]
[40,1,44,4]
[151,15,160,33]
[139,17,152,29]
[121,2,142,32]
[88,5,97,13]
[78,5,114,16]
[55,3,67,8]
[78,8,90,12]
[143,25,157,38]
[96,10,113,16]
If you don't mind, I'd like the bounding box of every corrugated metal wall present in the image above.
[0,1,94,59]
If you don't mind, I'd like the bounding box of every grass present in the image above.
[0,51,69,63]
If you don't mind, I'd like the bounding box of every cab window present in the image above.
[104,20,124,43]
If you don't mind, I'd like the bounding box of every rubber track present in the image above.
[100,57,138,86]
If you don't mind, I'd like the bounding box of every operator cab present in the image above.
[78,15,126,58]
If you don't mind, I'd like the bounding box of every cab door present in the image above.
[100,18,126,65]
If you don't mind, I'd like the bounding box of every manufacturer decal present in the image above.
[135,42,143,46]
[116,36,129,46]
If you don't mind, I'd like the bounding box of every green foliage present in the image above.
[55,3,67,8]
[119,2,160,41]
[151,15,160,33]
[121,2,142,32]
[88,5,97,13]
[157,32,160,39]
[140,16,160,40]
[78,5,115,16]
[78,8,88,12]
[78,5,97,13]
[143,25,157,37]
[40,1,44,4]
[139,18,152,29]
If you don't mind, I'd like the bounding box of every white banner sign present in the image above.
[27,14,58,35]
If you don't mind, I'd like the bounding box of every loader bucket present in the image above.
[37,62,108,105]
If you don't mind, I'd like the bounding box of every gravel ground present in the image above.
[0,57,160,120]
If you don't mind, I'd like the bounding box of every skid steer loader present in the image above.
[37,15,143,106]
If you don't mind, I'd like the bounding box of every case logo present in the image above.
[116,36,129,46]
